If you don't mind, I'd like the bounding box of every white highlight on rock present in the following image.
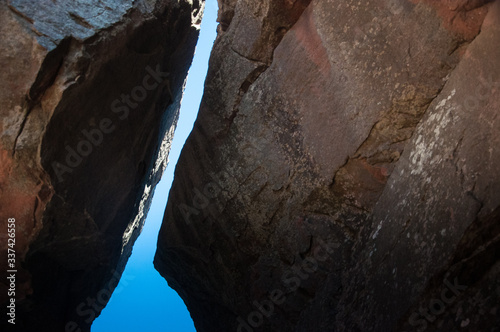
[409,89,456,175]
[122,184,151,252]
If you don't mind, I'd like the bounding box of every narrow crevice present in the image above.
[226,63,269,128]
[68,12,95,29]
[7,2,34,24]
[229,47,266,64]
[32,196,40,230]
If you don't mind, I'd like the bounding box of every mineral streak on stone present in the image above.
[155,0,499,331]
[0,0,203,330]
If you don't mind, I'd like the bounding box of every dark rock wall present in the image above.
[155,0,499,331]
[0,0,203,330]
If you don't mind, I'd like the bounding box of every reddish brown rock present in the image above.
[0,0,202,330]
[155,0,499,331]
[412,0,493,41]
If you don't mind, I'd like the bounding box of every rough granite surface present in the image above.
[155,0,500,331]
[0,0,203,330]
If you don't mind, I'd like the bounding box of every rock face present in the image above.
[155,0,500,331]
[0,0,202,330]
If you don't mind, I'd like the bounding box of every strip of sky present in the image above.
[92,1,218,330]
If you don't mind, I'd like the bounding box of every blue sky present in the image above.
[92,1,217,331]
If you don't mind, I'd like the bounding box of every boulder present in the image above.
[155,0,499,331]
[0,0,203,330]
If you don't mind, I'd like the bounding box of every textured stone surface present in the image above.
[155,0,499,331]
[0,0,202,330]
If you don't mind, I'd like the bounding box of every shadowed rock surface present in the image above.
[0,0,202,330]
[155,0,500,331]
